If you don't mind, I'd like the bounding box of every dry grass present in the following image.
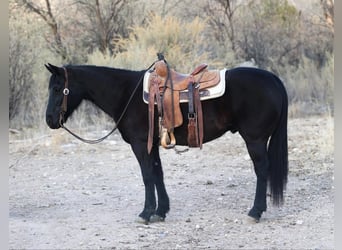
[318,112,334,156]
[284,53,333,118]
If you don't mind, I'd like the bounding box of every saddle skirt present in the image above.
[143,68,227,104]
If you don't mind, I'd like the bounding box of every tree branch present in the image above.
[21,0,70,61]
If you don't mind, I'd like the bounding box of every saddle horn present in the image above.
[157,52,165,61]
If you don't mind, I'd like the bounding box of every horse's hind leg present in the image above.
[245,141,269,222]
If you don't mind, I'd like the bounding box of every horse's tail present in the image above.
[268,80,288,206]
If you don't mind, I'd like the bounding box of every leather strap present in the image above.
[187,82,203,148]
[188,81,195,115]
[147,75,162,154]
[194,84,203,148]
[59,67,69,126]
[166,63,175,133]
[187,81,196,146]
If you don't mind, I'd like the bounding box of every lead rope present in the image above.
[59,62,156,144]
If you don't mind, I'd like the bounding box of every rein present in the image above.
[59,62,155,144]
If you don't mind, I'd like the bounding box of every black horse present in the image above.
[45,62,288,223]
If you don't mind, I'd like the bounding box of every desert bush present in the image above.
[235,0,302,72]
[109,14,214,71]
[9,33,34,125]
[286,52,333,117]
[9,1,62,130]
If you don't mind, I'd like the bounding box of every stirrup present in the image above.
[160,127,176,149]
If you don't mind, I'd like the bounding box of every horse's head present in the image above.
[45,63,84,129]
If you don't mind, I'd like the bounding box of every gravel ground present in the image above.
[9,116,334,249]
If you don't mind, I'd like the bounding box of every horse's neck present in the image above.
[76,67,141,120]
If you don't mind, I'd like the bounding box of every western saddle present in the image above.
[147,59,221,154]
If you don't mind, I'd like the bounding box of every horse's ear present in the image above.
[45,64,53,74]
[45,63,62,75]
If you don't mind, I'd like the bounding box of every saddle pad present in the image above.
[143,69,227,104]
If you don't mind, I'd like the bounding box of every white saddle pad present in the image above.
[143,69,227,104]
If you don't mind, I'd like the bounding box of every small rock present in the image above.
[296,220,303,225]
[92,202,104,206]
[9,128,20,134]
[206,180,213,185]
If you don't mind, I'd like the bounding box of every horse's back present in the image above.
[227,67,286,98]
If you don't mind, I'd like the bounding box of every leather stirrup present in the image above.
[160,127,176,149]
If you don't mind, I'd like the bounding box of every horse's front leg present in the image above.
[131,142,169,224]
[150,144,170,221]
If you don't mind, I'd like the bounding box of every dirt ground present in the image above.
[9,116,334,249]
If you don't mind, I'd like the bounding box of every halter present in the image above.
[58,63,155,144]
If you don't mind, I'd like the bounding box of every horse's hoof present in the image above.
[149,214,165,223]
[135,216,149,225]
[246,215,260,224]
[247,209,262,223]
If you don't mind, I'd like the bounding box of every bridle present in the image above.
[59,67,69,127]
[58,63,155,144]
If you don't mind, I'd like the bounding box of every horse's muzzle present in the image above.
[46,114,61,129]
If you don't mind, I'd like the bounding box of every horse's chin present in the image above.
[47,123,61,129]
